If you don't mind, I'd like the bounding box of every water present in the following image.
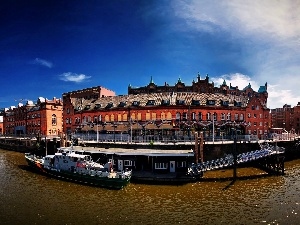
[0,149,300,225]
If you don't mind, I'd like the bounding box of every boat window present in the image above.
[124,160,132,166]
[155,162,168,169]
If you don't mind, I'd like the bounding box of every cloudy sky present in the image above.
[1,0,299,109]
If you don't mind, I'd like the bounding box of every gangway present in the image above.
[188,143,285,177]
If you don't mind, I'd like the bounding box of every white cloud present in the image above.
[211,73,300,109]
[173,0,300,42]
[32,58,53,68]
[59,72,91,83]
[171,0,300,109]
[212,73,259,92]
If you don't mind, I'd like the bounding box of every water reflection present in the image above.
[0,149,300,225]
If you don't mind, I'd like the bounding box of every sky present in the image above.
[1,0,300,110]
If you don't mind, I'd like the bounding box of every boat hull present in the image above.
[25,156,130,190]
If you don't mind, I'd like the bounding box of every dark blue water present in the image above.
[0,149,300,225]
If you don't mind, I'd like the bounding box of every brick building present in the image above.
[270,103,300,134]
[63,74,270,139]
[3,97,63,136]
[0,115,3,135]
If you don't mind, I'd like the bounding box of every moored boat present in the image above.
[24,150,132,190]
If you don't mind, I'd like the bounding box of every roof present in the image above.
[61,147,194,157]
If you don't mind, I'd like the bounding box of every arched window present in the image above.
[240,114,244,121]
[213,112,217,121]
[191,112,196,120]
[176,112,181,121]
[221,113,226,120]
[52,114,57,125]
[207,112,210,121]
[227,113,231,121]
[198,112,202,121]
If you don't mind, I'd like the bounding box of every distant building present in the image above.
[0,115,3,135]
[62,86,116,134]
[62,74,270,139]
[270,102,300,134]
[3,97,63,136]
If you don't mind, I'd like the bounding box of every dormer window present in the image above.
[221,100,229,106]
[94,104,101,109]
[146,100,155,106]
[118,102,126,107]
[191,100,200,106]
[206,100,215,106]
[161,99,170,106]
[176,100,185,105]
[132,101,140,107]
[84,105,91,110]
[105,102,113,109]
[234,101,242,107]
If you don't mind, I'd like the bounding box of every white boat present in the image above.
[25,149,132,189]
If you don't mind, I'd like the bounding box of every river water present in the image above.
[0,149,300,225]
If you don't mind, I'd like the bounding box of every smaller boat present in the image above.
[25,150,132,190]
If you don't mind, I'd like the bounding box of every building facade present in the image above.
[270,103,300,134]
[3,97,63,136]
[0,115,3,135]
[63,74,270,140]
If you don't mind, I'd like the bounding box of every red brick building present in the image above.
[63,75,270,139]
[270,103,300,134]
[0,116,3,135]
[3,97,63,136]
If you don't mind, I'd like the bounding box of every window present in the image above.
[213,112,217,121]
[191,100,200,106]
[155,162,168,169]
[234,113,238,121]
[198,112,202,121]
[240,114,244,121]
[146,100,155,106]
[66,108,70,114]
[221,113,226,120]
[161,100,170,106]
[124,160,132,166]
[207,100,215,106]
[207,112,211,121]
[227,113,231,121]
[182,112,188,120]
[191,112,196,120]
[177,161,186,168]
[176,100,185,105]
[176,112,181,120]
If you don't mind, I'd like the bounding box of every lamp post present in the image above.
[96,122,99,143]
[232,122,237,180]
[112,122,117,143]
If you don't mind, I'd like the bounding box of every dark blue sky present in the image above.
[1,0,299,109]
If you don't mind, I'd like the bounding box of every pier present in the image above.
[188,142,285,178]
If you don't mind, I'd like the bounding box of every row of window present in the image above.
[65,112,255,124]
[5,115,58,125]
[107,160,187,169]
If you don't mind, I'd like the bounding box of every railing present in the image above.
[0,132,297,144]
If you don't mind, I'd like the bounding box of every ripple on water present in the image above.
[1,150,300,225]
